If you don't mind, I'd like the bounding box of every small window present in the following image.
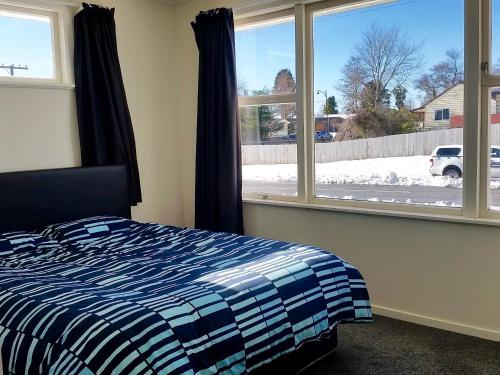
[0,4,60,81]
[435,109,450,121]
[436,148,461,157]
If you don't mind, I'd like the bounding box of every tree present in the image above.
[323,96,339,115]
[415,49,463,102]
[360,80,391,109]
[392,85,408,110]
[353,24,421,106]
[272,68,296,95]
[240,88,285,141]
[337,56,367,111]
[272,69,296,128]
[336,107,419,141]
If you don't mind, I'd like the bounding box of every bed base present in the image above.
[251,327,338,374]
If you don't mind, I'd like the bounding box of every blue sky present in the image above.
[0,12,53,78]
[236,0,468,112]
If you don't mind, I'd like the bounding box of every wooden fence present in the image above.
[242,126,500,165]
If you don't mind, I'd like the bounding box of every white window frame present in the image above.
[481,0,500,219]
[235,8,302,203]
[0,0,73,87]
[236,0,500,224]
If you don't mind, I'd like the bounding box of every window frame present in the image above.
[235,8,302,203]
[235,0,500,223]
[481,0,500,219]
[0,1,71,86]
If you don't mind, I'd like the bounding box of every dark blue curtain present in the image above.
[191,8,244,234]
[74,3,141,206]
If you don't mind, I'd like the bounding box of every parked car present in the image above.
[429,145,500,178]
[286,133,297,141]
[315,131,333,142]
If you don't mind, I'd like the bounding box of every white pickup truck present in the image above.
[430,145,500,178]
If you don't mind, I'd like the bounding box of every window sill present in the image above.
[0,81,75,90]
[243,197,500,227]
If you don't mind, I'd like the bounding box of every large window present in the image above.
[0,3,63,83]
[235,0,500,221]
[312,0,464,208]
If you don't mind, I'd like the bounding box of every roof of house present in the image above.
[411,82,463,112]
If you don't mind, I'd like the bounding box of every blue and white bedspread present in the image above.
[0,219,371,374]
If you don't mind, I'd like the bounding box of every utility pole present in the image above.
[316,89,330,132]
[0,64,28,77]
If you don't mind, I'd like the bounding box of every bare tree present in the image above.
[415,49,463,102]
[337,56,367,112]
[354,24,421,106]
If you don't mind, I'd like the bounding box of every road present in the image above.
[244,181,500,207]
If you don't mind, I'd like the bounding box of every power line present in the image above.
[0,64,29,77]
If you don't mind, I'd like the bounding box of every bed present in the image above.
[0,166,372,374]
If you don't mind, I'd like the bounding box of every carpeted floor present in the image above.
[305,315,500,375]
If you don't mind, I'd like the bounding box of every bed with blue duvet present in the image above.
[0,215,372,374]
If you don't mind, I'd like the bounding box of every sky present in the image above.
[0,11,54,79]
[236,0,469,113]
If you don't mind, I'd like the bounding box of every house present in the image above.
[315,114,354,132]
[411,83,465,130]
[412,82,499,130]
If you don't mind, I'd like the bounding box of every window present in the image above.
[312,0,464,208]
[235,0,500,222]
[236,11,298,198]
[0,3,63,82]
[436,147,462,157]
[435,109,451,120]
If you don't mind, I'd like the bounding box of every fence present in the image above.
[242,126,500,165]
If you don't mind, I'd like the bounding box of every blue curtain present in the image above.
[74,3,142,206]
[191,8,244,234]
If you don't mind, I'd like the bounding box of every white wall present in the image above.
[174,0,500,341]
[0,0,184,226]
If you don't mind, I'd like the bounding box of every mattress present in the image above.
[0,218,371,374]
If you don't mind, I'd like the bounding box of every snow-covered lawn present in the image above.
[243,155,500,189]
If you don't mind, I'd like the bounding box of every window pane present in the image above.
[235,18,295,96]
[240,103,297,196]
[313,0,464,208]
[488,88,500,211]
[0,9,54,79]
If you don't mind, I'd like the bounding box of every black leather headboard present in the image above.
[0,166,131,232]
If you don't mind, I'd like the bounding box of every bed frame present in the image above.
[0,165,131,232]
[0,165,337,374]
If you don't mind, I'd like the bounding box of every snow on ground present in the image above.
[243,155,500,189]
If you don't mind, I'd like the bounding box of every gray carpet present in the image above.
[305,315,500,375]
